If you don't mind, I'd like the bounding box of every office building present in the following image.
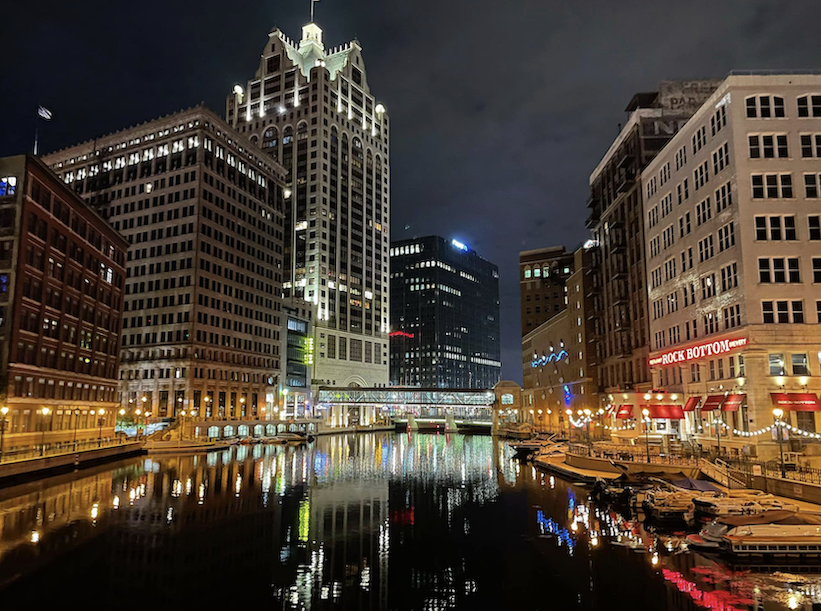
[390,236,500,389]
[282,297,313,417]
[586,80,720,428]
[643,73,821,458]
[519,246,574,335]
[43,106,286,421]
[0,155,127,452]
[227,22,390,389]
[522,247,599,433]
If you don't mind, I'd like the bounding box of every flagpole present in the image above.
[33,127,39,156]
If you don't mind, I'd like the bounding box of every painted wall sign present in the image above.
[648,337,747,367]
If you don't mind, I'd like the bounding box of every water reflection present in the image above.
[0,434,820,610]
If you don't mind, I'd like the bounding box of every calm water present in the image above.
[0,432,819,610]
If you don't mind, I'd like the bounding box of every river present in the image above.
[0,432,818,609]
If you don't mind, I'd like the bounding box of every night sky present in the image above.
[4,1,821,382]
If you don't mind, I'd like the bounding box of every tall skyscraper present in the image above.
[519,246,574,335]
[227,22,390,389]
[43,107,286,421]
[586,80,719,422]
[389,236,501,389]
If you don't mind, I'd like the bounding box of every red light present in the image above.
[390,331,415,339]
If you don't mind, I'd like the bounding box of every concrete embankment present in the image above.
[0,443,144,484]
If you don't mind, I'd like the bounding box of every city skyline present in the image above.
[4,1,821,380]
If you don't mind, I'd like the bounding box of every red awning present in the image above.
[771,393,821,412]
[615,405,634,419]
[702,395,725,411]
[722,394,746,412]
[683,396,701,412]
[643,405,685,419]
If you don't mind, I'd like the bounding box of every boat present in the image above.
[693,494,800,517]
[686,510,821,560]
[509,436,561,460]
[642,487,695,523]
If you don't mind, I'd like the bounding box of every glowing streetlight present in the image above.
[773,408,786,477]
[642,408,651,464]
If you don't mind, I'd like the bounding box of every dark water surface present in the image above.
[0,432,819,609]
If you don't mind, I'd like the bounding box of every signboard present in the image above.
[501,394,514,405]
[649,337,747,367]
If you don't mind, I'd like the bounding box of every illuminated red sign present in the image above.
[648,337,747,367]
[389,331,415,339]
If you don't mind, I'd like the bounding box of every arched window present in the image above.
[282,126,293,145]
[262,127,278,150]
[745,95,785,118]
[297,121,308,140]
[524,267,531,279]
[798,94,821,118]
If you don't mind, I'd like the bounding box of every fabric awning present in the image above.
[702,395,725,411]
[683,396,701,412]
[771,393,821,411]
[642,404,685,419]
[722,394,746,412]
[615,405,634,419]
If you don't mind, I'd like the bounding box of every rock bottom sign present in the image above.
[649,337,748,367]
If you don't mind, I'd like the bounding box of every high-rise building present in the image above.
[586,80,720,426]
[0,155,128,452]
[521,247,598,434]
[389,236,501,389]
[519,246,574,335]
[642,73,821,458]
[227,22,390,389]
[43,106,286,422]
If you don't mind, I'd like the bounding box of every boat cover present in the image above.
[671,478,721,492]
[718,510,821,527]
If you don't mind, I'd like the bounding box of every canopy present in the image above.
[615,405,634,419]
[702,395,725,410]
[771,393,821,411]
[722,394,745,412]
[671,478,721,492]
[643,404,685,419]
[683,396,701,412]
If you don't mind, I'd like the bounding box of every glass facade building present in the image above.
[390,236,500,389]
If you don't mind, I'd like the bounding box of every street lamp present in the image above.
[39,407,51,457]
[97,409,105,448]
[642,408,651,464]
[583,408,592,456]
[0,407,8,462]
[179,410,187,446]
[565,409,573,442]
[713,408,722,458]
[773,408,786,478]
[135,408,142,438]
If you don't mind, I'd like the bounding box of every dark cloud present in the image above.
[3,0,821,383]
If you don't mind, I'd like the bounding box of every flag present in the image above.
[38,106,52,121]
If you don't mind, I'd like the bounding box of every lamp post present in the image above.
[135,408,142,438]
[642,408,651,464]
[0,407,8,462]
[583,408,592,456]
[96,409,105,448]
[713,408,722,458]
[565,409,573,443]
[178,410,186,447]
[39,407,51,457]
[203,395,211,419]
[773,408,786,478]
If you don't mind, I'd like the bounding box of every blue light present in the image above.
[451,239,468,252]
[530,350,568,368]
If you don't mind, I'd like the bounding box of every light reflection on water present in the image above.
[0,433,819,610]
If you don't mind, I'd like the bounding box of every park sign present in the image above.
[648,337,747,367]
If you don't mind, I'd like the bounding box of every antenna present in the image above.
[310,0,319,22]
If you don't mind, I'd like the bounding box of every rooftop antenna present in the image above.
[310,0,319,22]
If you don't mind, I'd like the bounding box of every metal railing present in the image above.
[568,443,700,467]
[0,438,134,465]
[723,457,821,486]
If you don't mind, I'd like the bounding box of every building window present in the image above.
[746,95,785,118]
[752,173,793,199]
[769,353,786,375]
[720,262,738,291]
[714,182,732,212]
[800,134,821,158]
[723,304,741,329]
[798,94,821,118]
[718,222,735,252]
[814,258,821,283]
[792,353,811,376]
[805,174,821,198]
[762,300,803,323]
[810,216,821,240]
